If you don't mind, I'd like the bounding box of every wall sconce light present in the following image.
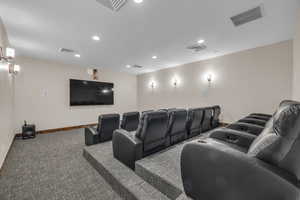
[150,81,156,89]
[9,64,20,75]
[173,79,178,87]
[207,74,212,83]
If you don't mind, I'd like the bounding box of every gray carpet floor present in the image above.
[0,129,122,200]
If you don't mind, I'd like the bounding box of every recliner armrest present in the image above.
[181,142,299,200]
[209,128,256,148]
[85,127,100,146]
[112,129,143,170]
[227,122,264,135]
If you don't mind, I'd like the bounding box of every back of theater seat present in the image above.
[121,112,140,132]
[186,108,203,138]
[211,105,221,128]
[167,109,188,145]
[136,111,169,155]
[202,107,213,132]
[97,114,120,142]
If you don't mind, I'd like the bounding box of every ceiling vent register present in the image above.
[132,65,143,69]
[96,0,127,11]
[186,44,207,52]
[59,48,75,53]
[231,6,263,27]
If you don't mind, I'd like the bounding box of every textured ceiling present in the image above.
[0,0,299,74]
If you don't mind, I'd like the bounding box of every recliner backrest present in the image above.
[187,108,203,134]
[211,105,221,128]
[121,112,140,132]
[136,111,169,152]
[202,107,213,131]
[97,114,120,141]
[248,103,300,180]
[167,109,188,136]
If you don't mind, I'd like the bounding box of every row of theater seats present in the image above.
[181,100,300,200]
[112,106,221,169]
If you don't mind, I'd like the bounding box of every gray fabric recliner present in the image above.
[181,103,300,200]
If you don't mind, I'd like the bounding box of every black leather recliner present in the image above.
[167,109,188,145]
[211,105,221,128]
[186,108,204,138]
[201,107,213,132]
[121,112,140,132]
[181,103,300,200]
[113,111,169,169]
[85,114,120,146]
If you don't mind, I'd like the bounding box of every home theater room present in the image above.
[0,0,300,200]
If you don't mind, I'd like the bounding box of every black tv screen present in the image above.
[70,79,114,106]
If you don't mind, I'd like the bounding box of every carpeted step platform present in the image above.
[83,141,170,200]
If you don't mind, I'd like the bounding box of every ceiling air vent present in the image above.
[187,44,207,52]
[96,0,127,11]
[231,6,263,27]
[132,65,143,69]
[59,48,75,53]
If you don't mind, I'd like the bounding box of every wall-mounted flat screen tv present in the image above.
[70,79,114,106]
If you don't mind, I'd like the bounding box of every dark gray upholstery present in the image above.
[249,113,272,118]
[202,107,213,132]
[239,117,267,126]
[211,105,221,128]
[227,122,264,136]
[210,127,257,148]
[113,111,169,169]
[121,112,140,132]
[248,103,300,180]
[247,114,270,121]
[186,108,203,138]
[85,114,120,146]
[167,109,188,145]
[181,102,300,200]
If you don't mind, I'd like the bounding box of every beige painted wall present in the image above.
[0,18,14,168]
[138,41,293,123]
[293,10,300,100]
[14,57,137,133]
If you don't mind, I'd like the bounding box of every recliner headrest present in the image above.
[279,100,300,107]
[100,113,120,120]
[248,103,300,180]
[135,110,169,140]
[273,104,300,138]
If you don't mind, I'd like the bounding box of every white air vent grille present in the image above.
[187,44,207,52]
[231,6,263,27]
[96,0,127,11]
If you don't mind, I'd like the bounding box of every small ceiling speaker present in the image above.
[96,0,127,11]
[231,6,263,27]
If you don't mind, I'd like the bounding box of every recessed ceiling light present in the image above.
[197,39,205,44]
[74,54,81,58]
[92,35,100,41]
[126,65,131,68]
[134,0,143,4]
[152,56,158,59]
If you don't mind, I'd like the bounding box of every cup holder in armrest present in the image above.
[226,135,239,144]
